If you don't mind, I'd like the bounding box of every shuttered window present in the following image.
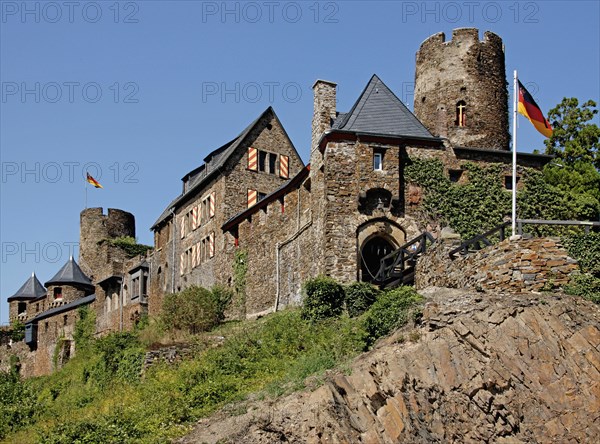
[247,189,257,208]
[209,192,216,218]
[247,147,258,171]
[280,155,289,179]
[209,232,215,258]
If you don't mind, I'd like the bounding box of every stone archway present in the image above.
[357,219,406,282]
[360,236,396,282]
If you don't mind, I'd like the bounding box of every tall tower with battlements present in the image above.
[414,28,509,150]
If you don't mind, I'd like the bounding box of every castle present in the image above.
[4,29,552,377]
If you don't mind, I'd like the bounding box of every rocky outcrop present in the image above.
[181,288,600,443]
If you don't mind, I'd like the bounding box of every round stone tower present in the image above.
[79,208,135,279]
[414,28,509,150]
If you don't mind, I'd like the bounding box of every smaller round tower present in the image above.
[79,208,135,280]
[414,28,509,150]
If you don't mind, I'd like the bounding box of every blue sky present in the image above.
[1,0,599,323]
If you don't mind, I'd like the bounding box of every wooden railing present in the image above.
[450,219,600,259]
[516,219,600,235]
[373,232,435,285]
[449,222,510,259]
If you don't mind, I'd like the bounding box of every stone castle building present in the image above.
[3,29,552,376]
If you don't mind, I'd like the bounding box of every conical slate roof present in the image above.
[44,256,94,290]
[7,272,46,302]
[332,74,435,139]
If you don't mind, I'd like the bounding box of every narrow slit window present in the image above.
[456,101,467,127]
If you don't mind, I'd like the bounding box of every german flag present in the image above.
[518,80,553,138]
[86,172,103,188]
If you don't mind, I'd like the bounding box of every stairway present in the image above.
[373,232,435,288]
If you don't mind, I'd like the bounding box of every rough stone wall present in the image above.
[27,307,82,377]
[79,208,135,281]
[45,284,88,305]
[321,140,421,283]
[233,180,317,317]
[415,237,579,292]
[414,28,509,150]
[0,340,36,376]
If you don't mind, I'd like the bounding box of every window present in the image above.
[54,287,63,300]
[258,192,267,202]
[259,150,268,172]
[449,169,463,183]
[249,147,284,177]
[269,153,277,174]
[18,302,26,315]
[504,175,520,190]
[63,315,68,326]
[373,152,383,171]
[456,101,467,127]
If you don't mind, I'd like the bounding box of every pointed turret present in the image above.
[7,272,46,302]
[44,256,94,292]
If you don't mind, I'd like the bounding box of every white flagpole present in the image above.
[512,70,518,237]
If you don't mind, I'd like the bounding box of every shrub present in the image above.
[563,232,600,276]
[564,273,600,304]
[10,320,25,342]
[301,276,345,321]
[162,285,221,334]
[362,286,423,345]
[345,282,380,317]
[0,371,37,439]
[210,284,234,321]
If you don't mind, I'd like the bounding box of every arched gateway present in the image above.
[356,219,406,282]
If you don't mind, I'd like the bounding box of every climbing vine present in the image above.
[404,159,588,239]
[106,236,153,258]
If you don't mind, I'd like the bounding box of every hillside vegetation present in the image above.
[0,281,421,444]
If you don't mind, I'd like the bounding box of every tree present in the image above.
[544,98,600,169]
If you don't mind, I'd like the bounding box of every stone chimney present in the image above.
[311,80,337,156]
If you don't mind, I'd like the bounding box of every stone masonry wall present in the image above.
[415,237,579,292]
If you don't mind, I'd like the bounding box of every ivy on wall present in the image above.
[404,159,589,239]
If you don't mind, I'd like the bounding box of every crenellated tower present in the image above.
[414,28,509,150]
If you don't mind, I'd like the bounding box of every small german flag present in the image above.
[518,80,553,138]
[86,172,103,188]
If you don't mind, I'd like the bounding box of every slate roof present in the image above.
[151,106,299,230]
[26,294,96,324]
[331,74,436,139]
[44,257,94,290]
[7,273,46,302]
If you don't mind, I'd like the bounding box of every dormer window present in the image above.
[54,287,63,300]
[456,101,467,127]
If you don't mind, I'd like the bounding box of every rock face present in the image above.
[181,288,600,444]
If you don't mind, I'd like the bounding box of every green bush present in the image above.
[107,236,153,258]
[10,320,25,342]
[210,284,234,321]
[345,282,380,317]
[0,371,37,439]
[565,273,600,304]
[362,286,423,345]
[563,232,600,276]
[301,275,345,321]
[162,285,222,334]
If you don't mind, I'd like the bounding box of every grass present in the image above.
[1,286,423,444]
